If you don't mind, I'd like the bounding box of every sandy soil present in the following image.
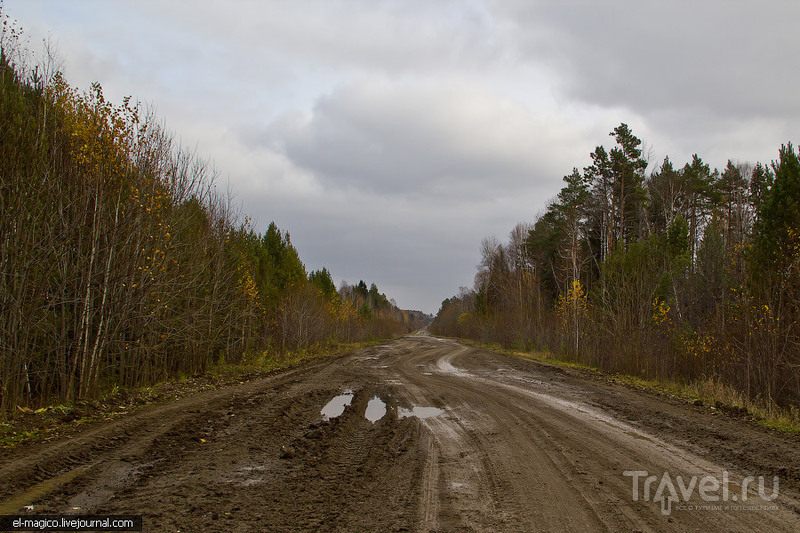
[1,332,798,531]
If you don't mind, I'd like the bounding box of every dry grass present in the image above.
[687,376,800,434]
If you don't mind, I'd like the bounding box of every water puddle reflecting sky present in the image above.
[399,406,444,419]
[320,392,444,423]
[320,391,354,420]
[365,397,387,423]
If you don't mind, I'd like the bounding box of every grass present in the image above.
[209,338,388,377]
[0,424,41,448]
[686,376,800,434]
[460,337,800,436]
[607,373,800,435]
[0,405,78,448]
[459,337,601,373]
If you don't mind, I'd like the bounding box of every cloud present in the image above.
[145,0,503,77]
[492,1,800,121]
[253,79,589,200]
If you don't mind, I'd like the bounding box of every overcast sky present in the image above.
[5,1,799,313]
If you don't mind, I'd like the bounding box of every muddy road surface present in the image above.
[1,333,799,531]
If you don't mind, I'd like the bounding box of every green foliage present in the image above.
[693,220,727,318]
[666,215,690,259]
[308,268,337,300]
[525,210,562,298]
[358,303,373,318]
[598,237,666,346]
[754,143,800,276]
[749,162,773,215]
[557,167,590,211]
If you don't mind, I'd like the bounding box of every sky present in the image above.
[4,0,799,314]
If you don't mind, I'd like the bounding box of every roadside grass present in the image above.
[0,405,78,448]
[459,338,800,436]
[0,339,386,449]
[0,424,41,448]
[685,376,800,435]
[209,339,388,377]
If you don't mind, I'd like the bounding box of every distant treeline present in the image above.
[0,14,413,414]
[432,123,800,410]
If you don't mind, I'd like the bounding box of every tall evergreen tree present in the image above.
[647,156,685,235]
[555,168,591,284]
[309,268,337,300]
[749,162,774,223]
[585,144,614,262]
[755,143,800,276]
[720,161,750,244]
[609,123,648,245]
[682,155,719,263]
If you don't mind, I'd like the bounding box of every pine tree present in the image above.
[755,143,800,276]
[609,123,648,245]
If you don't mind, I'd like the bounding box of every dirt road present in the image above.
[1,332,799,531]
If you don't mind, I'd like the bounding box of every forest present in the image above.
[432,123,800,414]
[0,15,419,415]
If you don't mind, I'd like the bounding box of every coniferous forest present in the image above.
[0,16,421,415]
[432,123,800,415]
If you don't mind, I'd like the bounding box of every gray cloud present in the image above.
[150,0,503,77]
[493,1,800,120]
[254,80,587,199]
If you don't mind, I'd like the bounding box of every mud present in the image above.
[1,332,798,531]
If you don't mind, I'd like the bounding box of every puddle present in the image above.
[323,393,441,423]
[365,397,387,423]
[321,391,354,420]
[399,406,444,419]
